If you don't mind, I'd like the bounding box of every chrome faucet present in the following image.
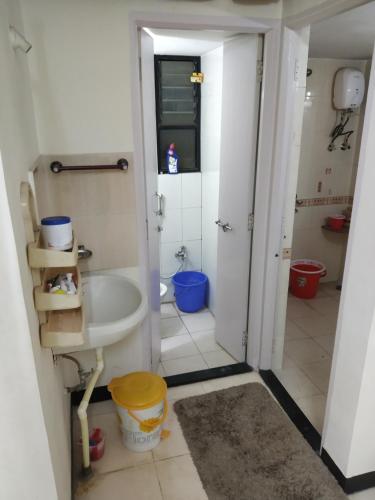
[78,244,93,259]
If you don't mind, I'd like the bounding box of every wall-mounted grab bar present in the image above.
[50,158,129,174]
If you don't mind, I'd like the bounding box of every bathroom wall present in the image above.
[20,0,281,156]
[0,1,70,499]
[292,57,368,282]
[34,153,138,272]
[201,46,223,315]
[158,173,202,302]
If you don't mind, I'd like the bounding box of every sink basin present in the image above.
[53,273,147,353]
[83,274,147,348]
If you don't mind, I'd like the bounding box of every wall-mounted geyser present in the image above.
[9,25,32,53]
[328,68,365,152]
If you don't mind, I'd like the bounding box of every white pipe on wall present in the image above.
[77,347,104,476]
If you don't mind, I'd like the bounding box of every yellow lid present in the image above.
[108,372,167,410]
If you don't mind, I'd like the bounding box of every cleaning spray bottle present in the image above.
[166,143,179,174]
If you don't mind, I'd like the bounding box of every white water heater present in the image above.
[333,68,365,110]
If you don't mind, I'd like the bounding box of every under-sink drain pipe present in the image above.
[77,347,104,477]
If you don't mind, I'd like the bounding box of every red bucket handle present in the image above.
[321,269,327,277]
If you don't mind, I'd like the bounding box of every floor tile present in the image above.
[285,338,330,366]
[295,394,327,433]
[286,299,319,320]
[314,334,336,355]
[155,455,208,500]
[273,365,322,400]
[85,413,153,474]
[349,488,375,499]
[161,303,179,319]
[152,405,190,461]
[161,317,188,339]
[306,297,339,316]
[202,350,237,368]
[76,463,162,500]
[292,314,337,337]
[181,311,215,333]
[86,400,116,418]
[191,329,222,353]
[285,319,310,339]
[162,355,208,376]
[161,334,200,361]
[299,359,332,393]
[167,382,206,401]
[319,282,341,298]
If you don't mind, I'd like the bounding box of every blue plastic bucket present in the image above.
[172,271,208,313]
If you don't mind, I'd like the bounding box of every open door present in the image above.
[215,35,261,362]
[139,29,161,370]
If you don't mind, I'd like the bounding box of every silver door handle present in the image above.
[153,192,164,216]
[215,219,232,232]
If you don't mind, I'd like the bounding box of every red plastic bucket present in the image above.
[290,259,327,299]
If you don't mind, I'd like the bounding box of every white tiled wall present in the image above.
[158,172,202,302]
[292,58,369,282]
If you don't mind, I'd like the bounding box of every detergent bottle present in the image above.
[166,143,179,174]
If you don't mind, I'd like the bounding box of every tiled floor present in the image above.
[73,373,373,499]
[274,282,341,433]
[158,303,237,376]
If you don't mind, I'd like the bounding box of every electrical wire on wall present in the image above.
[328,109,354,151]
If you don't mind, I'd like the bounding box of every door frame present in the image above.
[129,11,282,369]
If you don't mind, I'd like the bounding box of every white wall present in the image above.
[0,1,70,498]
[201,46,223,315]
[292,58,367,282]
[323,52,375,478]
[20,0,281,155]
[158,173,202,303]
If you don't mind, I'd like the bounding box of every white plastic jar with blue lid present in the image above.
[41,216,73,251]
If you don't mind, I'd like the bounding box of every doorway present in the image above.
[269,3,374,435]
[144,29,261,377]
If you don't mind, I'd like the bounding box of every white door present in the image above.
[140,29,161,370]
[215,35,261,362]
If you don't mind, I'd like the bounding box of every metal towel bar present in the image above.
[50,158,128,174]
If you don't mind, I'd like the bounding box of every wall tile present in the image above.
[161,242,183,275]
[183,240,202,271]
[161,209,182,243]
[182,172,202,208]
[158,174,182,210]
[34,153,138,272]
[182,207,202,241]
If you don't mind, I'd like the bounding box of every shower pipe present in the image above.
[77,347,104,478]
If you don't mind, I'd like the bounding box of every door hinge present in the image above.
[242,330,248,347]
[257,60,263,83]
[248,213,254,231]
[145,218,149,240]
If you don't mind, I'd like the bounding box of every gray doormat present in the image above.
[174,383,346,500]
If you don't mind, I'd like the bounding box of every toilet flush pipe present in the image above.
[77,347,104,477]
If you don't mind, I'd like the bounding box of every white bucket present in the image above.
[116,399,166,452]
[108,372,168,453]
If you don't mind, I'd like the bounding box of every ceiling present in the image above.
[149,29,240,56]
[310,1,375,59]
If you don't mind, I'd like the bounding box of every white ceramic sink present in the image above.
[83,274,147,348]
[54,272,147,353]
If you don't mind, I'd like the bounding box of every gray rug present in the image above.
[174,383,346,500]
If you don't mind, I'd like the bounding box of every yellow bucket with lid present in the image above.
[108,372,169,452]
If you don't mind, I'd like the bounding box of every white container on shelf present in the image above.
[41,216,73,250]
